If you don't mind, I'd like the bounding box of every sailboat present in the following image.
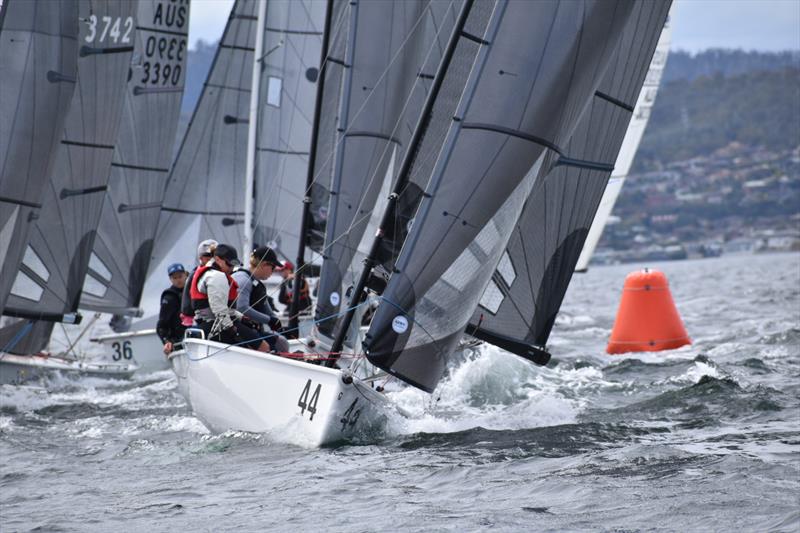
[176,0,670,446]
[575,9,674,272]
[0,0,139,385]
[84,0,192,373]
[92,0,325,370]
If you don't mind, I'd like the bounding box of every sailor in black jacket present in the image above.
[157,262,189,355]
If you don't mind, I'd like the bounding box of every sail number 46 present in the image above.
[298,379,322,421]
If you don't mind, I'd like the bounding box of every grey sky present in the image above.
[187,0,800,52]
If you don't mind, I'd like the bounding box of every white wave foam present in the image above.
[384,344,595,437]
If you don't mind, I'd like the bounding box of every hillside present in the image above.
[633,67,800,172]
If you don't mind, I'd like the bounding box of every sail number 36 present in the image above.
[111,340,133,361]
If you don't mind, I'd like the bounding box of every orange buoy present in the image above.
[607,268,690,354]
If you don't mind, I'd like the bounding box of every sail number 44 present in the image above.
[298,379,321,421]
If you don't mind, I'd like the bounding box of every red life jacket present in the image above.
[189,263,238,311]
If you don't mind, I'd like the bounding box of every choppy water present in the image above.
[1,253,798,532]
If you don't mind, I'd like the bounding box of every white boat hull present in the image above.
[90,328,169,373]
[0,352,137,385]
[176,338,394,446]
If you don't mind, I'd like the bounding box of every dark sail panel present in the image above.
[3,0,137,335]
[471,1,672,354]
[253,0,325,264]
[146,0,257,285]
[82,0,191,316]
[0,0,79,316]
[305,0,349,253]
[364,0,637,392]
[313,0,460,340]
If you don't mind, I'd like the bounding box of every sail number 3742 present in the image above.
[85,16,134,44]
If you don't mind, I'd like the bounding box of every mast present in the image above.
[289,0,334,333]
[244,0,267,259]
[327,0,475,359]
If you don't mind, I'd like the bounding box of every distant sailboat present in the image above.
[0,0,138,384]
[575,9,674,272]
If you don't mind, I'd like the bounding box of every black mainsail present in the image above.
[313,0,460,340]
[0,0,79,317]
[362,0,639,392]
[81,0,191,319]
[469,1,672,361]
[1,0,137,354]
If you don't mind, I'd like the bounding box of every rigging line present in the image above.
[246,0,457,297]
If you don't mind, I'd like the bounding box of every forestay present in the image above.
[575,8,673,272]
[0,0,78,316]
[1,0,136,354]
[81,0,191,318]
[470,1,672,358]
[314,0,460,340]
[364,0,638,392]
[252,0,325,263]
[146,0,257,281]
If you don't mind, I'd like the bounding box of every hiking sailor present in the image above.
[231,245,291,354]
[157,263,189,355]
[190,244,269,352]
[181,239,218,326]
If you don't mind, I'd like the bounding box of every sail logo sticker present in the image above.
[330,292,340,306]
[392,315,409,334]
